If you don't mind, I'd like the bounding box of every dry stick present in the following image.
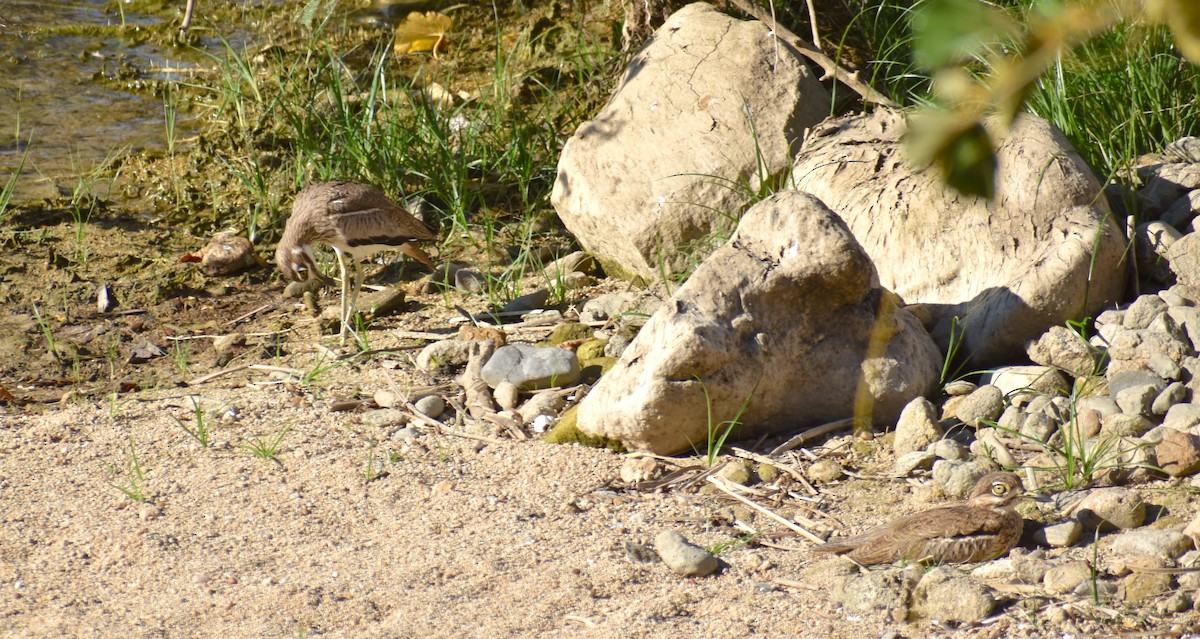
[705,475,825,544]
[768,417,855,455]
[725,0,897,108]
[804,0,820,49]
[180,0,196,38]
[227,303,274,326]
[185,364,304,386]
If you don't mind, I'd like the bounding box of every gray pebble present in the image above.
[502,288,551,314]
[654,530,718,577]
[893,397,942,456]
[930,438,969,462]
[413,395,445,419]
[1076,487,1146,531]
[1105,529,1194,559]
[894,451,937,475]
[1152,381,1188,415]
[932,460,993,499]
[1032,520,1082,548]
[953,385,1005,428]
[943,380,977,396]
[361,408,408,428]
[417,339,473,371]
[1044,560,1093,594]
[480,343,581,390]
[911,568,996,624]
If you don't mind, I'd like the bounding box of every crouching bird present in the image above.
[812,471,1026,565]
[275,181,437,344]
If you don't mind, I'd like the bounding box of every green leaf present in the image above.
[910,0,1020,69]
[907,111,998,200]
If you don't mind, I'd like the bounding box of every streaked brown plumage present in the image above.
[275,181,437,343]
[813,472,1025,565]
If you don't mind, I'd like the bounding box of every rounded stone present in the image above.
[953,385,1005,428]
[1076,488,1147,531]
[413,395,445,419]
[1044,560,1093,594]
[654,530,718,577]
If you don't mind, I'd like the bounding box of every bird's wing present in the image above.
[813,505,1017,564]
[334,207,435,244]
[889,505,1014,540]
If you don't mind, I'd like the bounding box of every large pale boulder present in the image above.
[577,191,942,454]
[791,109,1127,365]
[551,2,830,281]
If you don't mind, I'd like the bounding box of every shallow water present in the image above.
[0,1,230,202]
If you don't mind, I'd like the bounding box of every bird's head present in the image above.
[966,472,1026,508]
[275,243,331,285]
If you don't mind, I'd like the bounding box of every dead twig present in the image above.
[768,418,855,455]
[185,364,304,386]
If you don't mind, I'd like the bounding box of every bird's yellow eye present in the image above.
[991,483,1008,496]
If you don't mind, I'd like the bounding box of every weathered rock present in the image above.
[984,366,1071,403]
[1184,514,1200,549]
[1164,402,1200,431]
[1021,412,1059,442]
[931,438,970,462]
[830,569,916,614]
[1099,413,1154,438]
[502,289,551,314]
[517,389,566,424]
[1104,529,1193,559]
[895,451,937,475]
[480,344,581,390]
[1106,322,1194,377]
[952,384,1005,428]
[1135,222,1180,284]
[654,530,718,577]
[943,380,977,396]
[893,397,942,457]
[413,395,445,419]
[911,568,996,624]
[1169,232,1200,284]
[1033,520,1082,548]
[1076,488,1147,531]
[552,2,830,280]
[1156,429,1200,477]
[493,382,521,411]
[807,459,843,483]
[1123,571,1174,604]
[1124,294,1169,330]
[932,460,994,500]
[1118,386,1169,422]
[576,192,941,453]
[1026,325,1099,378]
[1044,560,1093,594]
[416,339,473,371]
[790,109,1126,365]
[1152,381,1188,415]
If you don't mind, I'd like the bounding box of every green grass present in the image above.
[109,437,149,503]
[186,4,616,281]
[172,396,213,448]
[239,427,291,463]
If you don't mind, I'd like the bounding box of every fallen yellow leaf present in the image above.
[394,11,452,57]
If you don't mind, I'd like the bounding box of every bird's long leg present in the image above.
[349,259,364,347]
[335,248,350,345]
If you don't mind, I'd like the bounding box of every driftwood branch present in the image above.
[725,0,897,108]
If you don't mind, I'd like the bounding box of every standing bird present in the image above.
[275,181,437,343]
[812,472,1026,565]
